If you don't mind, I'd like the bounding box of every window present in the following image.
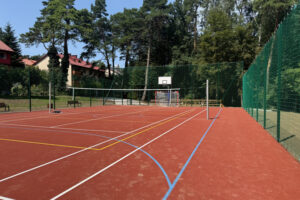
[0,52,7,59]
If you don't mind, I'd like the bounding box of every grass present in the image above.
[251,108,300,162]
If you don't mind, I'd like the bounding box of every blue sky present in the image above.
[0,0,144,67]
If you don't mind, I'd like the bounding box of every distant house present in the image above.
[34,54,105,86]
[22,58,36,66]
[0,40,14,65]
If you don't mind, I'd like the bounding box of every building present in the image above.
[34,54,105,86]
[22,58,36,66]
[0,40,14,65]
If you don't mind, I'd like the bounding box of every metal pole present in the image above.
[49,82,51,113]
[206,80,209,120]
[28,69,31,112]
[74,89,76,109]
[264,67,267,129]
[90,90,92,107]
[169,87,172,107]
[53,83,56,110]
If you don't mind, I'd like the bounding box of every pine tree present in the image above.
[1,24,23,66]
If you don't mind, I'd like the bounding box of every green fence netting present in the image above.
[0,62,243,112]
[71,63,243,107]
[243,4,300,161]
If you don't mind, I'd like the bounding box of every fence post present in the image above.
[102,90,105,105]
[28,69,32,112]
[90,90,92,107]
[74,89,76,109]
[53,83,56,110]
[276,25,283,142]
[264,64,267,129]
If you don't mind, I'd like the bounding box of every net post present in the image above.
[206,79,209,120]
[49,81,51,113]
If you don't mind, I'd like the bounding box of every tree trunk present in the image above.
[125,48,130,68]
[193,5,199,52]
[104,48,111,78]
[61,22,69,89]
[142,43,151,101]
[266,21,278,93]
[112,43,115,77]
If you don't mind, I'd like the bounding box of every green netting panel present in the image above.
[98,63,244,107]
[243,4,300,161]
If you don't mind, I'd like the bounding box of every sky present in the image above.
[0,0,144,67]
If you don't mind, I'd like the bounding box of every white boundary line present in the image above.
[0,196,15,200]
[0,123,128,134]
[0,106,138,123]
[50,109,206,200]
[0,108,195,183]
[50,108,157,128]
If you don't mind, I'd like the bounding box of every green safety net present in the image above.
[0,62,243,112]
[243,4,300,161]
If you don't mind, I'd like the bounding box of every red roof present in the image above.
[0,40,14,52]
[22,58,36,66]
[58,54,104,72]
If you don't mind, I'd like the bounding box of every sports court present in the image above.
[0,105,299,200]
[1,1,300,199]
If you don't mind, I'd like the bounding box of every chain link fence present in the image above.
[243,4,300,161]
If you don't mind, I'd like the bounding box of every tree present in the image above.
[0,24,23,66]
[110,8,144,68]
[169,0,194,64]
[140,0,170,100]
[184,0,202,52]
[253,0,295,46]
[59,0,77,89]
[21,0,79,89]
[79,0,115,78]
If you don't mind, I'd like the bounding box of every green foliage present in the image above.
[11,83,27,97]
[0,65,49,97]
[76,72,103,88]
[0,24,23,66]
[253,0,296,45]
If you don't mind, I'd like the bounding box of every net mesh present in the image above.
[0,62,243,112]
[243,4,300,161]
[155,90,179,107]
[72,63,243,107]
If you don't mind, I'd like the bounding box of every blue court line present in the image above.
[163,108,223,199]
[0,125,171,187]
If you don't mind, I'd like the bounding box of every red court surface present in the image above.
[0,106,299,200]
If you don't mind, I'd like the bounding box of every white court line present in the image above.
[0,196,15,200]
[51,109,206,200]
[50,107,158,128]
[0,106,138,123]
[0,108,195,183]
[0,123,128,134]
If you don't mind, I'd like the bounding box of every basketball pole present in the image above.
[206,79,209,120]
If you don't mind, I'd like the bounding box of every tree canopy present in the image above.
[15,0,297,89]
